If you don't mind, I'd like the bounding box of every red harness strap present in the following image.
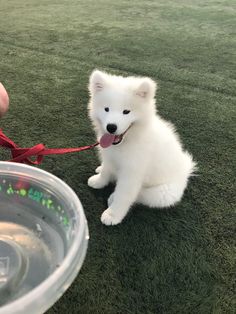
[0,129,99,165]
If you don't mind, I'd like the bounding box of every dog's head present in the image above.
[88,70,157,147]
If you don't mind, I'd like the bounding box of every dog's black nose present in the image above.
[107,124,117,134]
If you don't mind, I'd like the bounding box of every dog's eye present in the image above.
[123,110,130,115]
[104,107,109,112]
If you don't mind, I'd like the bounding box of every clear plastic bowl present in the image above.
[0,162,89,314]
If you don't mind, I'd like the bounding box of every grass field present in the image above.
[0,0,235,313]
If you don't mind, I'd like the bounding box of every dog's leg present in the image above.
[101,171,142,225]
[137,179,188,208]
[88,164,111,189]
[107,192,114,207]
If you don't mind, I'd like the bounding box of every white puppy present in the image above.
[88,70,196,226]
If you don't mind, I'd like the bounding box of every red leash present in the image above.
[0,129,99,165]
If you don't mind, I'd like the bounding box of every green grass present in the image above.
[0,0,235,313]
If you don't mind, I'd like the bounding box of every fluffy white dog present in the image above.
[88,70,196,226]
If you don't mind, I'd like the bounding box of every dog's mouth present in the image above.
[100,126,131,148]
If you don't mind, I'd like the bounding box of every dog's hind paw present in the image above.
[95,166,102,174]
[101,208,122,226]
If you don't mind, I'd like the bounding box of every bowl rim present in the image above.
[0,162,87,314]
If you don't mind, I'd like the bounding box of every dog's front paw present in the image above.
[101,208,123,226]
[88,174,107,189]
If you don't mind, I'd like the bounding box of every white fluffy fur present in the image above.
[88,70,196,226]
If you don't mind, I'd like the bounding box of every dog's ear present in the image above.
[135,78,157,99]
[89,70,107,94]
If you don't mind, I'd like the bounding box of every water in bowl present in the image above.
[0,176,69,306]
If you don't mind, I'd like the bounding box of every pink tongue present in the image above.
[100,133,116,148]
